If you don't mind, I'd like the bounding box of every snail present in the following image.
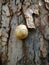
[14,24,28,39]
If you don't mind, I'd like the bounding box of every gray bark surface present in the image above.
[0,0,49,65]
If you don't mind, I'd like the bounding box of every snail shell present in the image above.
[14,24,28,39]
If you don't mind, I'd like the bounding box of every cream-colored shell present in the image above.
[14,24,28,39]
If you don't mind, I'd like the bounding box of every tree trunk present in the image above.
[0,0,49,65]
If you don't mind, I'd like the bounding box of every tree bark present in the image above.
[0,0,49,65]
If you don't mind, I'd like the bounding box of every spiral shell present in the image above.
[14,24,28,39]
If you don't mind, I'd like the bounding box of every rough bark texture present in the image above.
[0,0,49,65]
